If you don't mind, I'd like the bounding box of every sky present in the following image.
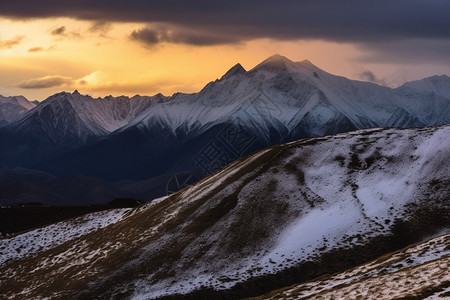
[0,0,449,101]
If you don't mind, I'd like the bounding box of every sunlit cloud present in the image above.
[27,47,44,52]
[18,72,104,90]
[15,71,176,97]
[0,35,25,49]
[75,71,174,95]
[27,45,57,53]
[18,75,74,89]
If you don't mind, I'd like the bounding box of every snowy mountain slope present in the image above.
[122,54,449,136]
[37,55,450,183]
[400,74,450,97]
[394,78,450,126]
[0,125,448,299]
[0,94,35,127]
[0,208,132,266]
[17,90,165,135]
[0,91,166,167]
[254,231,450,300]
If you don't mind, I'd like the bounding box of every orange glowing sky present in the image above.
[1,15,449,101]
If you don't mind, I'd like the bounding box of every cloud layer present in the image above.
[130,28,240,47]
[1,1,449,43]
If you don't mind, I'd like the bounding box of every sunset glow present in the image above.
[1,2,449,101]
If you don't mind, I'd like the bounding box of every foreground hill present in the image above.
[0,125,449,299]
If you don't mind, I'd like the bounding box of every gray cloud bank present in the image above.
[1,1,449,43]
[2,1,450,64]
[130,27,240,47]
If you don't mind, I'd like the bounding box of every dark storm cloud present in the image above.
[1,0,450,43]
[88,21,111,34]
[130,28,240,47]
[358,39,450,64]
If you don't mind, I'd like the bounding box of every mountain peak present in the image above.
[400,74,450,97]
[264,54,293,64]
[298,59,315,67]
[252,54,294,72]
[72,90,81,95]
[220,63,246,80]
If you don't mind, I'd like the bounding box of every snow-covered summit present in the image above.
[220,63,246,80]
[0,94,36,127]
[252,54,295,71]
[0,94,35,110]
[251,55,321,76]
[398,74,450,97]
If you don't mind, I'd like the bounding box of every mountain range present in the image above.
[1,54,449,203]
[0,91,165,168]
[1,124,448,299]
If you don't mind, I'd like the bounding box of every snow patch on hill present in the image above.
[258,233,450,300]
[0,208,130,266]
[0,195,168,267]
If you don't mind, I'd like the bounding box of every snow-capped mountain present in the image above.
[1,125,448,299]
[0,94,35,127]
[0,91,166,167]
[37,55,450,182]
[124,54,450,136]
